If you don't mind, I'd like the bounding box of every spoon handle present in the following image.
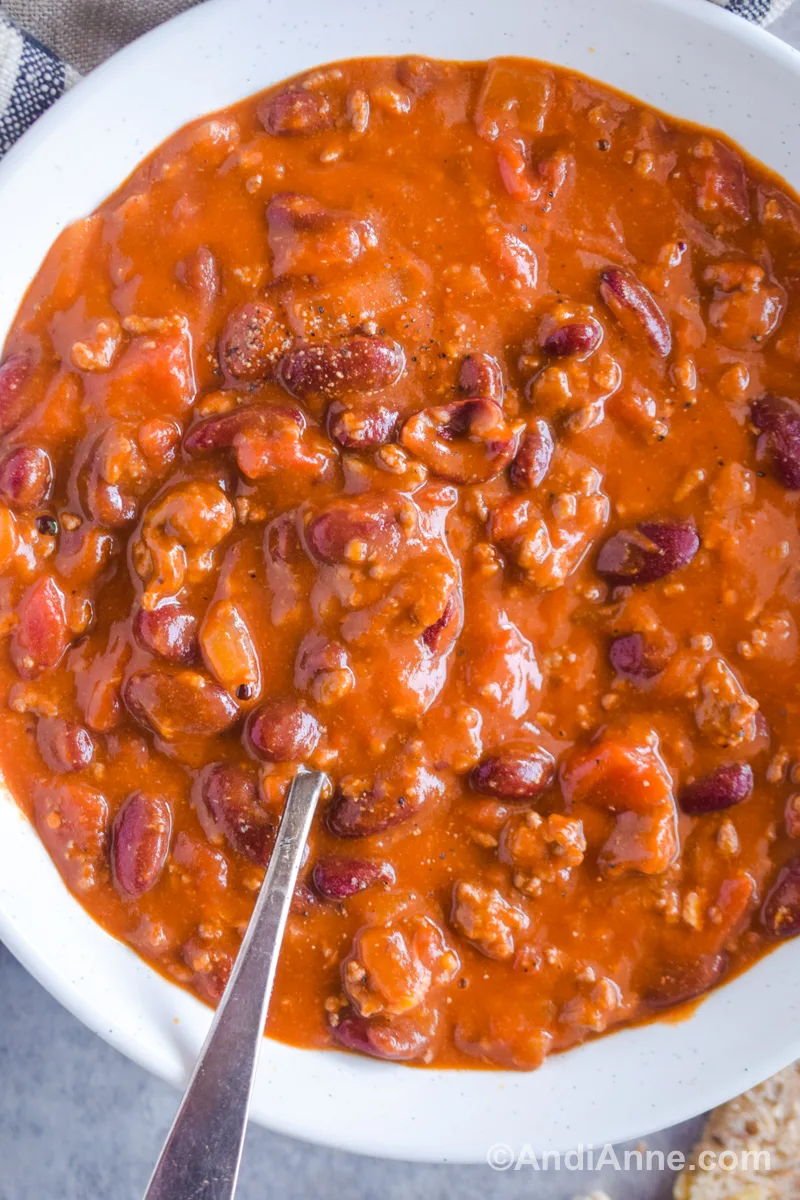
[144,770,325,1200]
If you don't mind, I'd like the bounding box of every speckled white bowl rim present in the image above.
[0,0,799,1164]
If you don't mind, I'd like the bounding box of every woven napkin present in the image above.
[0,0,795,157]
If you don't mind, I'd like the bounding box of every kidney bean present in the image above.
[541,319,603,358]
[293,636,346,684]
[136,483,234,612]
[458,352,504,402]
[78,631,129,733]
[247,696,321,762]
[679,763,753,816]
[258,87,336,136]
[327,398,399,450]
[55,526,115,592]
[305,496,403,566]
[182,936,234,1004]
[312,856,395,900]
[396,56,443,95]
[85,477,137,528]
[401,398,520,484]
[34,781,108,894]
[762,857,800,937]
[264,510,300,570]
[278,336,405,403]
[644,953,726,1008]
[344,914,456,1015]
[134,601,198,665]
[175,245,220,305]
[198,762,275,865]
[267,192,377,277]
[509,419,554,490]
[328,759,444,837]
[599,267,672,357]
[136,420,180,465]
[596,520,699,586]
[36,717,95,773]
[79,424,144,528]
[691,142,749,223]
[186,403,333,481]
[294,634,354,706]
[470,747,555,800]
[11,575,69,679]
[0,352,34,437]
[156,482,234,551]
[331,1007,434,1061]
[218,300,292,383]
[267,191,330,231]
[200,600,260,697]
[263,509,310,626]
[185,402,281,453]
[112,791,172,898]
[785,794,800,839]
[123,669,240,740]
[609,632,671,680]
[327,781,400,837]
[750,395,800,490]
[0,446,53,510]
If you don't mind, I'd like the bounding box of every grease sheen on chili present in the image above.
[3,55,800,1069]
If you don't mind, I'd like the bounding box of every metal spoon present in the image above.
[144,769,325,1200]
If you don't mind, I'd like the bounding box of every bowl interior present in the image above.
[1,0,799,1162]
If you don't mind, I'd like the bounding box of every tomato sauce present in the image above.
[2,55,800,1069]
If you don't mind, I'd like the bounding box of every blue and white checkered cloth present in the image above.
[0,15,77,157]
[0,0,794,159]
[0,15,77,156]
[708,0,792,18]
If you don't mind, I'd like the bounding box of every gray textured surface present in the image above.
[2,5,800,1199]
[2,0,200,73]
[0,943,703,1200]
[772,0,800,39]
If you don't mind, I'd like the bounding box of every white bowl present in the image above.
[1,0,799,1164]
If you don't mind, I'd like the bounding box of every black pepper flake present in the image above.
[236,684,254,701]
[35,515,58,536]
[597,138,610,151]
